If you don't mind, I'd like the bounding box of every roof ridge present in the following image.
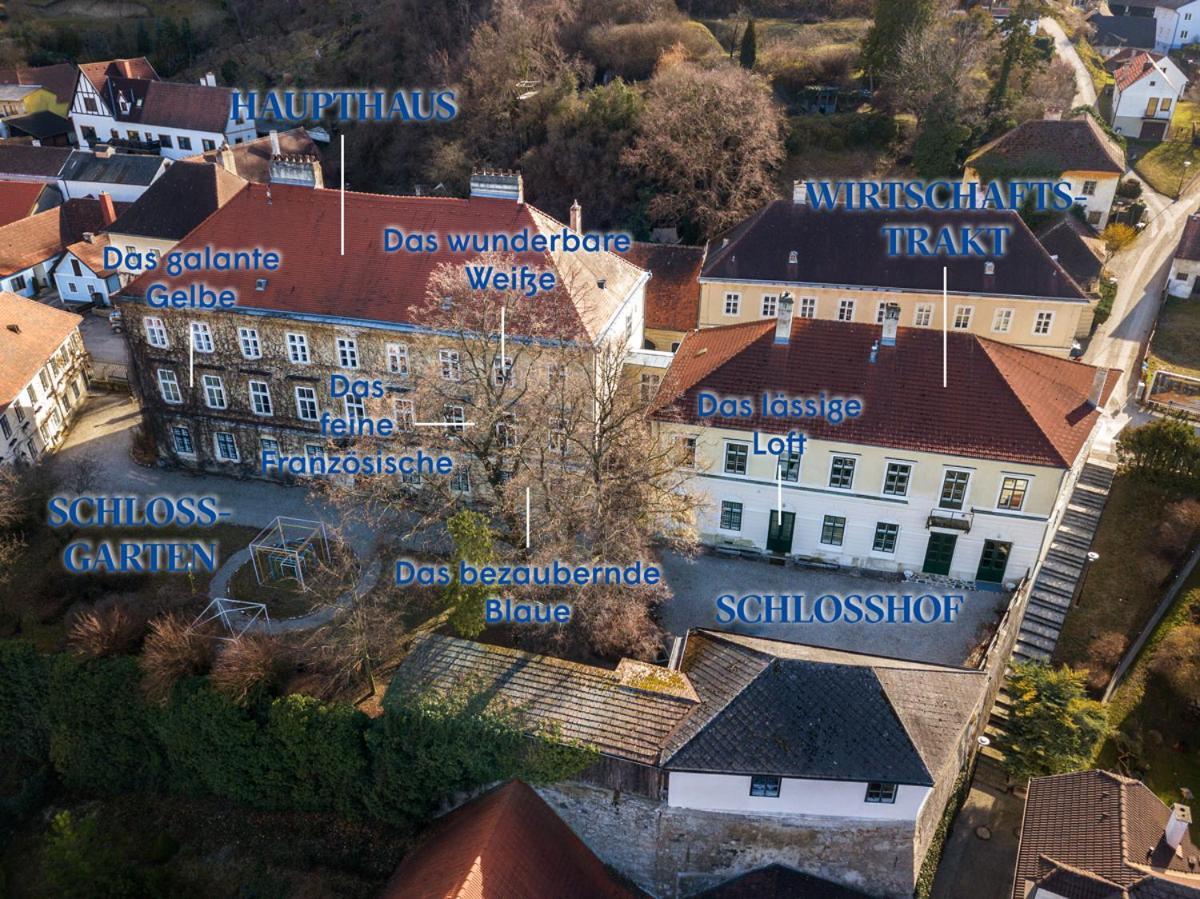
[648,319,774,415]
[703,200,775,271]
[869,668,935,784]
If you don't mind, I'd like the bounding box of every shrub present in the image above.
[139,614,214,703]
[0,641,50,759]
[210,634,291,707]
[67,600,144,659]
[1084,631,1128,692]
[1149,623,1200,702]
[1154,498,1200,559]
[583,21,721,81]
[1102,222,1138,253]
[1117,178,1143,199]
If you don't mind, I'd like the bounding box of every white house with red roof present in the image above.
[1107,49,1188,140]
[650,302,1119,585]
[69,59,255,159]
[1108,0,1200,51]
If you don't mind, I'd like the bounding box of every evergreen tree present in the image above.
[135,20,151,55]
[912,98,972,177]
[739,19,757,70]
[442,510,497,639]
[861,0,934,85]
[987,1,1044,117]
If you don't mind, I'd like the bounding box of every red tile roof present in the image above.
[1112,52,1175,92]
[1013,771,1200,899]
[107,77,233,133]
[0,180,46,227]
[186,128,324,183]
[0,63,79,107]
[1176,214,1200,262]
[651,318,1120,468]
[77,58,158,93]
[968,117,1126,176]
[123,184,647,343]
[381,780,638,899]
[62,234,117,277]
[621,242,704,332]
[0,292,82,403]
[0,197,129,277]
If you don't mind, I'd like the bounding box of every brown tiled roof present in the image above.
[77,58,157,93]
[0,180,46,227]
[1112,52,1177,92]
[651,318,1120,468]
[621,241,704,332]
[968,117,1125,176]
[695,864,876,898]
[1175,214,1200,262]
[1013,771,1200,899]
[108,161,246,240]
[61,234,116,277]
[387,633,698,765]
[186,128,324,183]
[106,77,233,133]
[382,780,638,899]
[0,144,71,178]
[701,202,1089,301]
[122,184,647,344]
[0,292,81,402]
[0,63,78,106]
[1037,215,1105,291]
[0,197,129,277]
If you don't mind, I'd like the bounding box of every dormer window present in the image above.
[788,250,798,264]
[255,278,267,291]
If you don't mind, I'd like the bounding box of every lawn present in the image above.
[1148,295,1200,379]
[1095,570,1200,805]
[1132,137,1200,198]
[1169,100,1200,141]
[0,522,258,652]
[1052,475,1194,692]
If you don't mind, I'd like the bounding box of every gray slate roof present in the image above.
[59,150,165,186]
[662,631,987,785]
[108,160,245,239]
[1090,13,1157,51]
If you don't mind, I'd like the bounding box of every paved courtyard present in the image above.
[658,551,1010,667]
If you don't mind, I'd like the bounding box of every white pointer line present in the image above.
[776,466,783,524]
[188,326,194,387]
[412,421,475,428]
[500,304,506,371]
[340,134,345,256]
[942,266,948,389]
[525,487,531,549]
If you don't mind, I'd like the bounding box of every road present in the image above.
[1041,16,1096,109]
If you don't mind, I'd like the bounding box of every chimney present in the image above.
[469,169,524,203]
[82,231,95,244]
[774,292,795,345]
[201,71,217,87]
[269,130,281,157]
[881,302,900,346]
[269,154,324,189]
[1167,804,1192,851]
[6,323,19,334]
[793,180,808,205]
[98,192,117,228]
[570,198,582,232]
[1087,367,1109,408]
[218,142,237,175]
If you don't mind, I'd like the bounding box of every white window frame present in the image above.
[723,292,741,316]
[952,305,973,330]
[171,424,194,456]
[493,354,513,387]
[995,474,1032,512]
[213,431,240,463]
[248,380,273,417]
[394,398,414,430]
[914,304,933,327]
[875,301,888,324]
[295,386,319,421]
[761,294,778,317]
[239,327,261,359]
[881,460,912,497]
[202,374,226,410]
[286,332,310,364]
[190,321,214,354]
[828,454,857,490]
[387,343,410,377]
[157,369,182,404]
[992,308,1013,333]
[1033,310,1054,336]
[837,299,855,322]
[336,336,359,369]
[344,394,365,422]
[444,403,466,432]
[723,440,749,476]
[144,316,169,348]
[938,467,973,511]
[439,349,461,382]
[797,296,817,319]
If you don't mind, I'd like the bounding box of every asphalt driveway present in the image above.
[658,551,1010,667]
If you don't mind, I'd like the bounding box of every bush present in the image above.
[67,600,144,659]
[583,20,720,81]
[1117,178,1143,199]
[1102,222,1138,253]
[0,641,50,759]
[1154,498,1200,559]
[140,613,213,703]
[210,633,291,707]
[1084,631,1128,693]
[1149,623,1200,702]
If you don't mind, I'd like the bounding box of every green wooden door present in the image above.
[922,533,957,576]
[976,540,1012,583]
[766,511,795,554]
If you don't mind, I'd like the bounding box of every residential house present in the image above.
[187,128,327,184]
[0,63,79,117]
[0,180,51,227]
[1088,12,1159,56]
[0,194,123,296]
[56,147,169,203]
[382,780,642,899]
[70,59,255,159]
[117,172,648,476]
[1012,770,1200,898]
[0,292,90,465]
[621,241,705,353]
[0,144,71,183]
[698,191,1093,355]
[1167,212,1200,295]
[649,305,1119,584]
[1107,50,1188,140]
[105,160,247,282]
[390,628,988,898]
[1036,215,1107,295]
[1108,0,1200,51]
[0,84,58,125]
[52,233,120,306]
[964,116,1127,230]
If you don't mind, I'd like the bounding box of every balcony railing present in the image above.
[927,508,974,532]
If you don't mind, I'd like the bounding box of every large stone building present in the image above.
[390,628,988,898]
[649,303,1119,585]
[0,292,89,465]
[118,173,648,477]
[698,188,1095,356]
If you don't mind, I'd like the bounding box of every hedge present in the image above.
[0,642,596,828]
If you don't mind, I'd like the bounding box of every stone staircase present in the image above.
[980,461,1116,777]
